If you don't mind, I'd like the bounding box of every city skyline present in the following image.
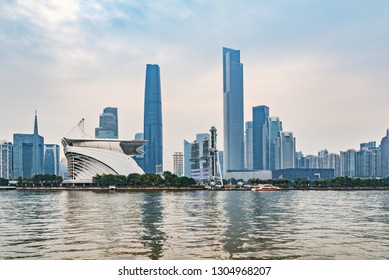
[1,1,389,171]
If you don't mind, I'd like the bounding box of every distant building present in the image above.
[223,47,244,172]
[225,170,272,181]
[44,144,60,176]
[173,152,183,176]
[59,157,68,179]
[189,133,209,181]
[0,140,13,179]
[183,140,191,177]
[275,132,296,170]
[268,116,283,171]
[95,107,118,139]
[143,64,163,173]
[272,168,334,181]
[340,149,357,177]
[381,129,389,178]
[244,121,253,170]
[253,105,269,170]
[133,132,144,170]
[13,112,44,178]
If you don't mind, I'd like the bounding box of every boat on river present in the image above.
[251,184,280,192]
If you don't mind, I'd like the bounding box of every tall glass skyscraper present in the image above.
[143,64,163,173]
[244,121,253,170]
[223,47,244,172]
[275,132,296,170]
[268,116,283,171]
[13,112,44,178]
[253,105,269,170]
[44,144,60,176]
[95,107,118,139]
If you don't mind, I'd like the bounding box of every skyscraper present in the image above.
[275,132,296,170]
[143,64,163,173]
[183,140,191,177]
[0,140,13,179]
[44,144,60,176]
[268,116,283,171]
[253,105,269,170]
[13,112,44,178]
[223,47,244,172]
[381,129,389,178]
[244,121,253,170]
[95,107,118,139]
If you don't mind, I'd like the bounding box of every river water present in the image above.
[0,190,388,260]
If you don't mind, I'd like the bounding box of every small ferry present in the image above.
[251,184,280,192]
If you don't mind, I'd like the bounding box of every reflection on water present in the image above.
[0,190,389,259]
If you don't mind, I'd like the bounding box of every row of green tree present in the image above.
[0,178,9,186]
[17,175,63,187]
[92,171,196,187]
[248,177,389,188]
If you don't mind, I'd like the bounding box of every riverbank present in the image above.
[11,185,389,191]
[15,185,205,191]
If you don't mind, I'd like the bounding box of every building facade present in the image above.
[381,129,389,178]
[133,132,144,170]
[268,116,283,171]
[253,105,269,170]
[275,132,296,170]
[173,152,183,177]
[13,112,44,178]
[0,140,13,179]
[223,47,244,172]
[95,107,118,139]
[143,64,163,173]
[244,121,253,170]
[44,144,60,176]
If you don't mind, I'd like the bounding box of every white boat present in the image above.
[251,184,280,192]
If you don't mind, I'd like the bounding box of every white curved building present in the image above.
[62,137,145,184]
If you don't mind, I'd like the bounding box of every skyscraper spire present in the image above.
[34,110,38,135]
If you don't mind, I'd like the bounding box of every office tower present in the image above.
[95,107,118,139]
[340,149,357,177]
[244,121,253,170]
[360,141,376,151]
[253,105,269,170]
[275,132,296,169]
[173,152,183,177]
[381,129,389,178]
[268,116,283,171]
[44,144,60,175]
[13,112,44,178]
[133,132,144,170]
[143,64,163,173]
[223,47,244,171]
[0,140,13,179]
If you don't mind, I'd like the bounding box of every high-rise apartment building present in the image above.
[173,152,183,177]
[340,149,357,177]
[95,107,118,139]
[268,116,282,171]
[381,129,389,178]
[13,112,44,178]
[44,144,60,176]
[275,132,296,170]
[143,64,163,173]
[223,47,244,172]
[0,140,13,179]
[244,121,253,170]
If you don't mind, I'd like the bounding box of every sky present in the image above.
[1,0,389,171]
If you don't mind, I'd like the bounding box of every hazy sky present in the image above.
[1,0,389,171]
